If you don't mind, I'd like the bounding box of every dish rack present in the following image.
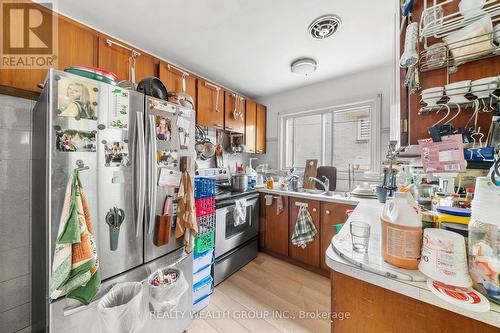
[418,0,500,73]
[418,78,500,114]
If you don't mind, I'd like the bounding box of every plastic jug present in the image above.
[381,191,423,269]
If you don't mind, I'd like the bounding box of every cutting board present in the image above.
[302,159,318,189]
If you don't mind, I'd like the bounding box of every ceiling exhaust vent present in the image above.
[308,15,342,40]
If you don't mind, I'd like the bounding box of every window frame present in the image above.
[278,95,382,174]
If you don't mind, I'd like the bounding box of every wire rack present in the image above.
[420,0,500,39]
[418,78,500,114]
[420,31,500,72]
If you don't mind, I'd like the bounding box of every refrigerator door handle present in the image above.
[148,114,157,234]
[136,111,146,237]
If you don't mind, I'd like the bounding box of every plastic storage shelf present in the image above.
[194,231,215,255]
[195,197,216,217]
[194,177,216,199]
[193,248,215,273]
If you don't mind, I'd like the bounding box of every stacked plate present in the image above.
[64,66,119,85]
[350,185,377,198]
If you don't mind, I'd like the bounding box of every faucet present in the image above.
[309,176,330,194]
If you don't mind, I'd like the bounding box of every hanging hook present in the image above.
[446,103,461,125]
[432,104,450,127]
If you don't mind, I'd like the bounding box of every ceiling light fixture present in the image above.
[308,14,342,40]
[290,58,317,76]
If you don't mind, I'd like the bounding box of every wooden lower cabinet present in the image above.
[261,194,289,257]
[260,194,356,274]
[331,271,497,333]
[320,202,353,272]
[288,198,321,267]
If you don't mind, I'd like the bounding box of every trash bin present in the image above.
[97,282,146,333]
[147,267,189,314]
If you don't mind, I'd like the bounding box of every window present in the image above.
[279,97,381,172]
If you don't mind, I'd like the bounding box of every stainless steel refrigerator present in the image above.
[32,69,195,332]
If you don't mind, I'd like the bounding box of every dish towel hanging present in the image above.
[291,206,317,248]
[175,171,198,253]
[50,170,100,305]
[264,194,273,206]
[276,196,284,215]
[233,198,247,226]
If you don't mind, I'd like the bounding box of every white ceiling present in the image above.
[56,0,395,99]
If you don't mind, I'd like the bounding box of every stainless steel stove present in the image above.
[196,168,259,285]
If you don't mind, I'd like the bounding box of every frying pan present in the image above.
[177,74,194,110]
[137,76,168,100]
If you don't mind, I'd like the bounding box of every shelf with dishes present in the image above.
[418,0,499,72]
[418,76,500,114]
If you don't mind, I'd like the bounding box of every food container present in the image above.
[469,177,500,304]
[419,228,472,288]
[232,173,248,192]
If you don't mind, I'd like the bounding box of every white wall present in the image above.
[256,64,393,191]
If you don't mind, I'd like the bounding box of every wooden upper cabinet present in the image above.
[320,202,354,271]
[97,37,156,83]
[263,195,289,257]
[245,99,257,153]
[196,79,224,129]
[159,62,196,106]
[224,92,245,133]
[289,198,321,267]
[0,15,97,92]
[256,103,267,154]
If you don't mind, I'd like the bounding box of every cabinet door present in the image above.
[256,103,267,153]
[196,79,224,129]
[224,92,245,133]
[320,202,354,271]
[289,198,321,267]
[0,17,97,92]
[263,195,289,256]
[98,37,156,82]
[159,62,196,106]
[245,100,257,153]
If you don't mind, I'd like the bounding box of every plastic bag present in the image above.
[147,267,189,313]
[97,282,146,333]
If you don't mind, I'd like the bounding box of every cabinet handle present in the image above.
[325,210,331,215]
[213,123,223,128]
[226,126,233,130]
[312,208,317,213]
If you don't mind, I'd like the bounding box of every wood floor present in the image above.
[187,252,331,333]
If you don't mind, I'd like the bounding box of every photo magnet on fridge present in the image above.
[55,129,97,152]
[57,77,98,120]
[103,141,130,167]
[156,115,172,141]
[157,150,178,168]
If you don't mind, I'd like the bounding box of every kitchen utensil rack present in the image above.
[418,78,500,114]
[420,31,500,72]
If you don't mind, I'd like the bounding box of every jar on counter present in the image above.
[468,177,500,305]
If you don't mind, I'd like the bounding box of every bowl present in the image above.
[471,76,499,98]
[459,0,486,18]
[445,80,471,103]
[422,87,444,106]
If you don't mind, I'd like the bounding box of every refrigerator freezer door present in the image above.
[95,86,145,279]
[144,97,195,262]
[50,247,193,333]
[47,70,144,282]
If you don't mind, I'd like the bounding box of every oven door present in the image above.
[215,194,259,258]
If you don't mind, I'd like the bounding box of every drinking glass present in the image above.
[350,221,371,253]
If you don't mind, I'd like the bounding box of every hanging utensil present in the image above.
[105,207,125,251]
[178,72,194,110]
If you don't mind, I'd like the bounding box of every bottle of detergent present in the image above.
[381,191,423,269]
[246,158,258,189]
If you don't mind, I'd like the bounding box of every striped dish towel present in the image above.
[50,170,100,304]
[291,206,317,248]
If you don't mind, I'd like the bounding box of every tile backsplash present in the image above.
[0,94,33,333]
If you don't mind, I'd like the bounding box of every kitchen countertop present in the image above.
[257,188,500,328]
